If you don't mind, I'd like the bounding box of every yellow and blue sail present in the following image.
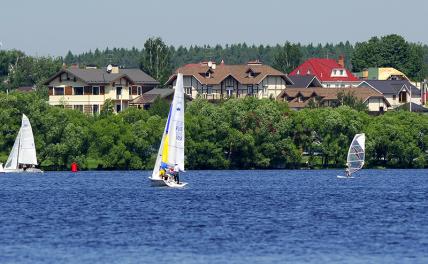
[161,105,173,165]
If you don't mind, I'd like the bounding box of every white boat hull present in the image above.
[149,177,187,188]
[3,168,44,173]
[337,175,354,179]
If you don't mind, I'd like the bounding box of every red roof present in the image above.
[289,58,359,82]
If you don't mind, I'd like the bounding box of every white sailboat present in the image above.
[149,73,187,188]
[338,133,365,179]
[3,114,43,173]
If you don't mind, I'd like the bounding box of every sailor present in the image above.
[173,164,180,184]
[345,167,350,177]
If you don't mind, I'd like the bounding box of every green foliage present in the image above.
[273,41,302,73]
[0,92,427,170]
[139,37,172,85]
[337,90,368,112]
[352,34,427,80]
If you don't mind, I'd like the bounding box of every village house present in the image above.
[277,87,390,113]
[289,56,360,88]
[357,80,421,109]
[165,60,293,100]
[45,65,159,114]
[354,67,410,81]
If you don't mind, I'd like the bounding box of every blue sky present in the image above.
[1,0,427,56]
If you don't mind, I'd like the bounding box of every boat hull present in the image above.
[149,177,187,188]
[4,168,44,173]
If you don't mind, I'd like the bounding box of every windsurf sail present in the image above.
[346,133,365,175]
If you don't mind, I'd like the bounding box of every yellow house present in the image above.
[358,67,409,81]
[45,65,159,114]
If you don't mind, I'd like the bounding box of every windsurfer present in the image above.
[345,167,350,177]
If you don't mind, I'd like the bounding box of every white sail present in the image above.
[17,114,38,165]
[4,130,21,170]
[150,73,185,180]
[167,73,185,171]
[347,133,365,175]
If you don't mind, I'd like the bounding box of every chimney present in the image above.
[111,65,119,74]
[338,55,345,68]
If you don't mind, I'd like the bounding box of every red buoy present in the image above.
[71,162,78,172]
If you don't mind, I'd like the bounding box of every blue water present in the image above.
[0,170,427,264]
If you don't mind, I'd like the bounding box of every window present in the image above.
[129,87,132,95]
[333,70,337,75]
[399,91,407,103]
[207,85,213,94]
[54,87,64,95]
[73,86,84,95]
[73,105,83,112]
[205,71,211,78]
[92,86,100,95]
[340,70,344,75]
[116,87,122,96]
[393,95,396,100]
[92,104,99,115]
[226,87,233,97]
[138,86,142,95]
[185,87,192,95]
[116,104,121,113]
[247,85,253,95]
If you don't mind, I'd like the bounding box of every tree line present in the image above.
[0,92,427,171]
[2,34,426,93]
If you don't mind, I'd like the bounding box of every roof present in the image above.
[358,80,421,96]
[16,86,36,93]
[165,62,293,86]
[395,102,428,112]
[44,68,159,85]
[129,88,174,105]
[288,75,322,88]
[277,87,390,109]
[289,58,359,82]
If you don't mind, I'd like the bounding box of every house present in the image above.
[289,56,360,88]
[44,65,159,114]
[357,80,421,109]
[129,88,175,109]
[277,87,390,112]
[16,85,36,93]
[354,67,410,81]
[165,60,293,100]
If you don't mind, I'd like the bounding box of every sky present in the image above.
[1,0,427,56]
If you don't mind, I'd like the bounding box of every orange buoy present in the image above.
[71,162,78,172]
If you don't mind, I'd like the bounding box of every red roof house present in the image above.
[289,56,360,87]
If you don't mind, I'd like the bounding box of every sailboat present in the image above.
[149,73,187,188]
[3,114,43,173]
[338,133,365,179]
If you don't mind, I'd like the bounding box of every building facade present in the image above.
[165,60,293,100]
[358,80,421,109]
[277,87,390,113]
[45,65,159,114]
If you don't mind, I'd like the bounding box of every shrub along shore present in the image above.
[0,92,427,171]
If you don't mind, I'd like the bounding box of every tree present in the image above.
[351,34,425,80]
[272,42,302,74]
[140,37,172,85]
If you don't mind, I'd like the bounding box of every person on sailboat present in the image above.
[345,166,350,177]
[173,163,180,184]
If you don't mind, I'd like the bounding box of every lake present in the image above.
[0,170,427,264]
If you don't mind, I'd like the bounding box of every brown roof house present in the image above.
[44,65,159,114]
[165,60,293,100]
[277,87,391,113]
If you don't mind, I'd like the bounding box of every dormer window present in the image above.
[248,71,254,77]
[205,71,210,78]
[331,68,348,77]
